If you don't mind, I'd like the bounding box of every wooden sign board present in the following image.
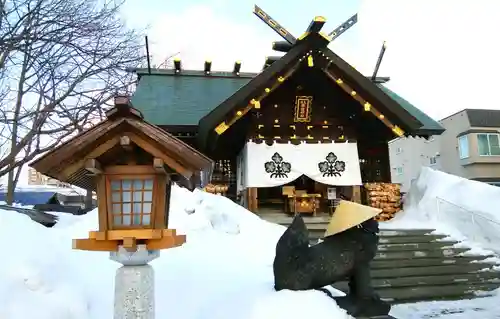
[294,96,312,122]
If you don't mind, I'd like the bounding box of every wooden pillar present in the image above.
[246,187,258,213]
[352,185,362,204]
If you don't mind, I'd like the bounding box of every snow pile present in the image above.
[0,184,351,319]
[383,167,500,254]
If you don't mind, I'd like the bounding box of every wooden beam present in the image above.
[127,133,193,178]
[306,16,326,34]
[253,5,296,45]
[215,58,303,136]
[272,41,293,53]
[352,186,362,204]
[265,56,281,65]
[327,13,358,41]
[122,237,137,252]
[85,158,102,174]
[153,158,166,173]
[154,175,167,228]
[60,136,120,180]
[146,234,186,250]
[120,135,133,151]
[96,176,108,232]
[322,66,405,137]
[72,238,119,251]
[89,229,166,240]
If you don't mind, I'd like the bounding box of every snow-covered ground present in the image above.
[2,168,500,318]
[0,185,350,319]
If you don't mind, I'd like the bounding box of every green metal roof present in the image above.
[131,74,250,126]
[376,84,444,134]
[131,71,444,135]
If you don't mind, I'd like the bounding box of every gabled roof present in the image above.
[465,109,500,128]
[30,100,214,190]
[131,71,252,126]
[197,37,312,144]
[377,85,444,135]
[130,69,391,128]
[196,32,444,149]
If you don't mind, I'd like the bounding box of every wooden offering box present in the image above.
[288,193,321,216]
[30,96,213,252]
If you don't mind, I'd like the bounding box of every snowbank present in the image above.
[0,184,351,319]
[383,167,500,254]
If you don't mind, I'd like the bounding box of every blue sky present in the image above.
[120,0,364,71]
[122,0,361,36]
[119,0,500,121]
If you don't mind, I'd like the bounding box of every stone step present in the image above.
[371,256,494,269]
[375,247,470,259]
[333,271,500,290]
[306,227,439,236]
[308,232,449,244]
[371,263,492,279]
[304,245,475,260]
[275,220,436,237]
[272,218,330,225]
[377,241,458,252]
[378,235,448,244]
[334,282,499,303]
[378,229,437,236]
[376,282,500,303]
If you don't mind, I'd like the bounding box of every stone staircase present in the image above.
[261,214,500,304]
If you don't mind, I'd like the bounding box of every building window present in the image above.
[458,135,469,159]
[395,167,403,175]
[108,177,154,227]
[396,147,403,154]
[429,156,437,165]
[477,133,500,156]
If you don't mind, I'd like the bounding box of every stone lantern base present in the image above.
[111,245,159,319]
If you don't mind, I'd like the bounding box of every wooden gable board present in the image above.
[197,33,429,151]
[30,108,213,190]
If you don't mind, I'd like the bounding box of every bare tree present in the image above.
[0,0,144,204]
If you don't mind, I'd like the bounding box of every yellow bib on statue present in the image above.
[324,200,382,237]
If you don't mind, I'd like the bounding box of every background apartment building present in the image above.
[28,167,70,187]
[389,109,500,191]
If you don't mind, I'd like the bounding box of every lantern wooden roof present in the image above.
[30,97,214,190]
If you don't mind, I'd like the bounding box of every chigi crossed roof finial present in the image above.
[253,5,387,80]
[253,5,358,54]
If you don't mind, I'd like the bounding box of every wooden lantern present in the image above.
[29,96,214,252]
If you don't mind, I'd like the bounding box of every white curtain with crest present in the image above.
[243,141,362,188]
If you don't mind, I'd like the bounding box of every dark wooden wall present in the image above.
[159,64,394,196]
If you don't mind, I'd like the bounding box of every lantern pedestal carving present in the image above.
[112,245,157,319]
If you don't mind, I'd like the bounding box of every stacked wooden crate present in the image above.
[202,184,229,196]
[364,183,402,221]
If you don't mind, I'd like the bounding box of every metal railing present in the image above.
[435,197,500,254]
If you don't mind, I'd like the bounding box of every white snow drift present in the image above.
[0,185,352,319]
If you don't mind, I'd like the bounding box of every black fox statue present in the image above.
[273,213,390,317]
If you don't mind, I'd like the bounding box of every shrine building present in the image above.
[129,8,444,217]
